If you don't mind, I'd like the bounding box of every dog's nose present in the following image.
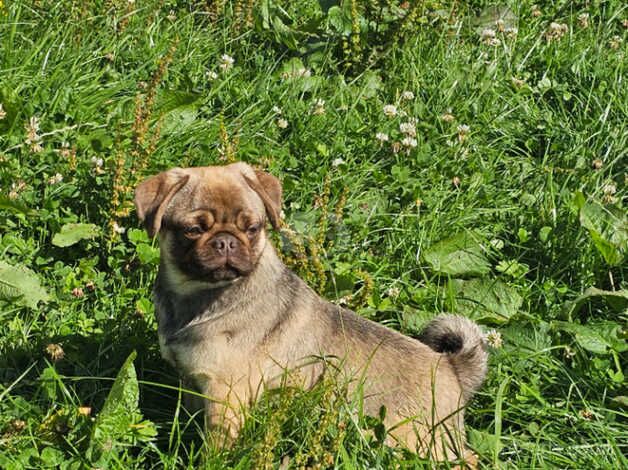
[211,233,238,256]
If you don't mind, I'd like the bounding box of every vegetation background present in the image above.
[0,0,626,468]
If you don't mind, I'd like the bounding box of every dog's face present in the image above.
[134,163,282,285]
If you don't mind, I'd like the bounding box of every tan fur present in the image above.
[134,163,488,463]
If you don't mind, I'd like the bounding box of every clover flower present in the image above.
[112,221,126,234]
[312,98,326,116]
[481,28,500,46]
[25,116,43,152]
[332,158,345,167]
[485,329,503,348]
[0,103,6,120]
[531,5,541,17]
[375,132,389,143]
[276,118,288,129]
[72,287,84,298]
[399,121,416,137]
[281,68,311,80]
[383,104,398,117]
[386,286,401,298]
[545,22,569,42]
[577,13,589,29]
[457,124,470,142]
[219,54,234,72]
[401,90,415,101]
[206,70,218,81]
[440,112,455,122]
[401,136,417,148]
[45,343,65,361]
[609,36,622,50]
[47,173,63,185]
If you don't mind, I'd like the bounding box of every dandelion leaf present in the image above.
[52,223,99,247]
[0,260,50,308]
[423,232,491,277]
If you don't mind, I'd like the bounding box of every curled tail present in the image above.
[418,314,488,402]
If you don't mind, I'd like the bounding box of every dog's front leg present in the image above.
[202,379,247,448]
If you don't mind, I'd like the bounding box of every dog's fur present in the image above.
[134,162,488,461]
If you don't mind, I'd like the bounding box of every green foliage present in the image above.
[88,351,157,466]
[0,260,50,308]
[52,223,100,248]
[0,0,626,468]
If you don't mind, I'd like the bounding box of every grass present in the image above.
[0,0,626,468]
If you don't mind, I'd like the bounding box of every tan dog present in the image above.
[134,163,488,462]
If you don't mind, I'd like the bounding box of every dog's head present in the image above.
[134,163,282,286]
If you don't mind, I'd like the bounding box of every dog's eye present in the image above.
[183,225,204,237]
[247,224,261,236]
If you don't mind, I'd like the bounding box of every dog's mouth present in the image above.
[184,256,254,284]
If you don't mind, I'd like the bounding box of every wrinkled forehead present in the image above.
[168,166,265,218]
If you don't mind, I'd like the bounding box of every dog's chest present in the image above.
[158,328,237,378]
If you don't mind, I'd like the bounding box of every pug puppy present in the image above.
[134,162,488,462]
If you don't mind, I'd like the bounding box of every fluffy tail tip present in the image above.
[418,314,489,401]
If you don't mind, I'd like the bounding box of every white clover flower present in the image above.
[609,35,622,50]
[457,124,470,142]
[48,173,63,185]
[297,67,311,78]
[545,22,569,42]
[504,27,518,39]
[577,13,589,28]
[531,4,541,17]
[602,183,617,195]
[332,158,345,167]
[383,104,398,117]
[485,329,503,348]
[219,54,235,72]
[272,105,282,114]
[375,132,389,143]
[276,118,288,129]
[401,90,415,101]
[0,103,6,120]
[385,286,400,298]
[399,121,416,137]
[401,136,418,148]
[481,28,496,40]
[206,70,218,81]
[440,112,455,122]
[112,221,126,234]
[167,10,176,21]
[91,156,104,168]
[25,116,41,144]
[312,98,326,116]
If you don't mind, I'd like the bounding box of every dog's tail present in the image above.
[418,314,488,402]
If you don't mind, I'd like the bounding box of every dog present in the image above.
[134,162,488,462]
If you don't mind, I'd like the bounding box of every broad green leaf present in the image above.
[88,351,155,463]
[554,321,627,354]
[448,278,522,323]
[0,195,32,214]
[160,104,198,135]
[423,232,491,277]
[574,192,627,266]
[136,243,160,265]
[563,287,628,317]
[52,223,99,247]
[467,427,503,457]
[0,260,50,308]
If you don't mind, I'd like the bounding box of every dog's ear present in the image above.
[134,169,190,237]
[243,170,283,230]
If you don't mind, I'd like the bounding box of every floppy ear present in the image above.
[134,169,190,237]
[243,170,283,230]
